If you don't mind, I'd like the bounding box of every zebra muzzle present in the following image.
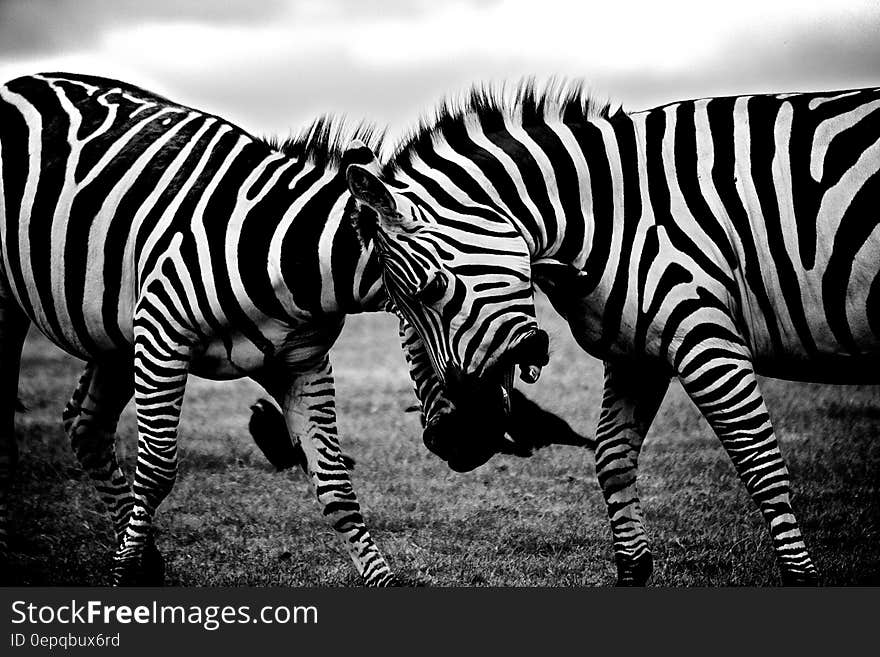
[506,328,549,386]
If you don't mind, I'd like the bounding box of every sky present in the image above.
[0,0,878,146]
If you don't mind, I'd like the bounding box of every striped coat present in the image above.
[342,83,880,585]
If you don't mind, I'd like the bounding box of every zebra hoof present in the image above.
[780,569,820,586]
[111,562,138,587]
[141,538,166,586]
[615,552,653,586]
[111,540,165,586]
[366,572,398,587]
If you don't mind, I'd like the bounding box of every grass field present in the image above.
[5,297,879,586]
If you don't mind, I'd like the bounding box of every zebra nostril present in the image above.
[512,328,550,367]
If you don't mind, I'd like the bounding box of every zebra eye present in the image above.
[417,271,448,305]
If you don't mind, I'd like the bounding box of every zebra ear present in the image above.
[346,164,397,218]
[342,139,382,175]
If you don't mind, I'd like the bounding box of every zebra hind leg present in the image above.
[678,350,819,585]
[63,361,163,584]
[595,362,669,586]
[259,358,395,586]
[0,300,29,578]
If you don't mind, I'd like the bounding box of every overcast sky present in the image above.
[0,0,878,145]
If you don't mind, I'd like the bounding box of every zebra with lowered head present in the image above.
[0,71,417,585]
[0,73,582,585]
[342,82,880,585]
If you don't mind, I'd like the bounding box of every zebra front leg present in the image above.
[260,357,395,586]
[112,330,190,586]
[595,361,669,586]
[677,347,818,585]
[0,300,28,573]
[63,361,164,582]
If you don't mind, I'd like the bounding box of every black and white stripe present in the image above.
[346,82,880,585]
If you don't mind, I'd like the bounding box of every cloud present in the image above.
[0,0,496,57]
[148,48,539,143]
[0,0,877,139]
[0,0,289,56]
[601,8,880,111]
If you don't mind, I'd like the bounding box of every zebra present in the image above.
[341,81,880,585]
[0,72,580,586]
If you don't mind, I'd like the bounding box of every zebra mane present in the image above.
[386,78,621,174]
[261,116,386,168]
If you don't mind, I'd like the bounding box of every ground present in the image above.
[6,298,879,586]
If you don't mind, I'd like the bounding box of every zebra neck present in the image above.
[399,112,644,294]
[530,113,643,277]
[228,155,380,321]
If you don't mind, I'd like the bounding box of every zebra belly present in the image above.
[0,283,130,362]
[189,318,340,381]
[736,254,880,384]
[190,334,272,380]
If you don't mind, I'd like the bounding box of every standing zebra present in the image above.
[343,82,880,585]
[0,71,486,586]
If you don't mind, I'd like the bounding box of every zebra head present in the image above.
[343,142,549,433]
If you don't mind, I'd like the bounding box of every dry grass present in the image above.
[6,298,879,586]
